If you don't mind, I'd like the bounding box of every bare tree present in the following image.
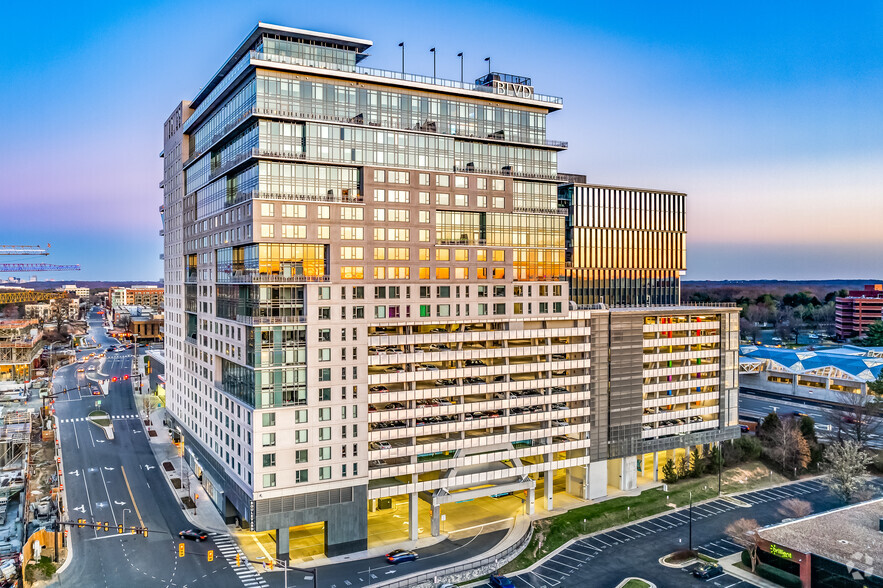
[767,417,811,474]
[777,498,812,519]
[822,440,872,503]
[726,518,761,572]
[823,389,882,448]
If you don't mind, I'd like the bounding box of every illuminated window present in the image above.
[493,267,505,279]
[418,230,430,242]
[374,267,386,280]
[281,225,306,239]
[436,193,450,206]
[340,247,363,260]
[316,226,330,239]
[261,224,274,238]
[477,250,487,262]
[476,177,488,190]
[281,204,306,218]
[436,268,450,279]
[419,173,430,186]
[418,210,431,223]
[476,195,487,208]
[340,266,364,279]
[454,176,468,188]
[454,267,469,279]
[493,197,505,209]
[340,207,364,221]
[418,191,430,205]
[419,249,430,260]
[454,194,468,207]
[492,179,505,191]
[436,175,450,187]
[373,227,385,240]
[387,229,410,241]
[374,170,385,182]
[374,209,385,222]
[514,303,523,314]
[261,203,274,217]
[493,250,505,262]
[477,268,487,279]
[388,267,410,279]
[419,267,430,279]
[436,249,450,261]
[388,209,410,222]
[317,206,330,219]
[454,249,469,261]
[387,248,409,261]
[374,189,385,202]
[373,248,386,260]
[340,227,363,240]
[539,285,549,296]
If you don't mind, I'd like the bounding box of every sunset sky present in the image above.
[2,0,882,281]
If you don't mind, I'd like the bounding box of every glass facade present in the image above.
[562,184,686,306]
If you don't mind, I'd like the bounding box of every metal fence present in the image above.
[376,524,533,588]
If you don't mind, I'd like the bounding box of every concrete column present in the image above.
[275,526,289,561]
[526,487,535,515]
[544,469,553,511]
[653,452,659,482]
[408,493,419,541]
[430,504,440,537]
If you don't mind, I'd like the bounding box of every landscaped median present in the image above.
[87,410,114,440]
[501,461,792,574]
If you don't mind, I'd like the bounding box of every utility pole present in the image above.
[718,441,722,496]
[688,490,693,551]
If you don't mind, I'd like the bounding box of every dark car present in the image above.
[178,529,208,542]
[465,359,486,367]
[692,564,723,579]
[385,549,417,564]
[489,573,515,588]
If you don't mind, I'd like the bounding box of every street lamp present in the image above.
[122,508,131,530]
[688,490,693,551]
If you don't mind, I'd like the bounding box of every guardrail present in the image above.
[376,523,533,588]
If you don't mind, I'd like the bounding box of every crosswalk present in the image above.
[211,533,269,587]
[60,414,139,423]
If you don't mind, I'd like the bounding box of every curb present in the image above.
[508,475,828,578]
[53,414,74,577]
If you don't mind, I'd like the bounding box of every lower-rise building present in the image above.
[835,284,883,339]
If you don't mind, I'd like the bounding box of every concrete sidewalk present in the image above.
[719,552,775,587]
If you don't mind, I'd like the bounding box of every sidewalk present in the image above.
[719,553,777,587]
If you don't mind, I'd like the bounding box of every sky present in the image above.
[2,0,882,281]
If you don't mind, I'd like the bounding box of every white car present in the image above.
[416,364,439,371]
[370,441,392,450]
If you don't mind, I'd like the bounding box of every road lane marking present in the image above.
[80,469,98,538]
[120,466,144,528]
[99,467,119,526]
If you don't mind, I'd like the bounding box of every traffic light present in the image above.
[235,553,240,567]
[130,526,137,535]
[268,560,274,571]
[118,524,123,534]
[77,519,85,528]
[142,527,148,538]
[103,522,109,532]
[178,543,185,558]
[207,550,214,562]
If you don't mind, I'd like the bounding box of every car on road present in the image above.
[489,573,515,588]
[178,529,208,542]
[385,549,417,564]
[77,368,84,373]
[692,563,723,579]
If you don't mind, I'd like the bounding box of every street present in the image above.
[54,309,253,588]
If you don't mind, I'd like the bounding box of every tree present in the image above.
[689,447,705,478]
[662,459,678,483]
[822,440,872,503]
[798,415,817,445]
[765,418,811,475]
[777,498,812,519]
[864,320,883,346]
[758,412,781,441]
[824,388,882,448]
[726,518,761,572]
[868,371,883,397]
[675,455,689,479]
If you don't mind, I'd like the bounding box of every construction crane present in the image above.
[0,291,68,304]
[0,264,80,272]
[0,245,49,256]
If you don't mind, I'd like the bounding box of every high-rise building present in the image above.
[835,284,883,339]
[161,23,739,561]
[560,182,686,306]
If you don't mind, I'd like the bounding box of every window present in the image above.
[476,177,488,190]
[476,195,487,208]
[319,447,331,460]
[317,225,330,239]
[436,175,450,187]
[436,249,450,261]
[318,307,331,320]
[493,197,505,209]
[352,286,364,299]
[262,413,275,427]
[436,267,450,279]
[455,249,469,261]
[539,285,549,296]
[454,175,468,188]
[419,173,430,186]
[514,302,524,314]
[419,248,430,261]
[539,302,549,313]
[318,368,331,381]
[318,286,331,300]
[554,301,562,313]
[437,304,451,317]
[340,247,363,260]
[263,473,276,488]
[319,466,331,480]
[340,227,364,240]
[260,224,274,238]
[318,328,331,342]
[374,305,386,319]
[261,433,276,447]
[454,194,468,206]
[317,205,330,219]
[340,266,363,279]
[478,303,488,315]
[492,179,505,190]
[353,306,365,318]
[420,286,431,298]
[420,305,430,317]
[436,193,450,206]
[494,285,506,297]
[319,387,331,401]
[319,427,331,441]
[281,204,306,218]
[437,286,450,298]
[493,267,505,279]
[295,430,308,443]
[318,348,331,362]
[262,454,276,467]
[554,285,563,296]
[295,449,308,463]
[418,229,430,242]
[494,303,506,315]
[418,191,430,204]
[296,470,308,483]
[341,207,364,220]
[318,407,331,421]
[373,169,385,182]
[455,267,468,279]
[419,267,430,279]
[261,203,275,217]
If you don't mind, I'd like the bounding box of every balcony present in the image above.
[235,315,307,326]
[453,165,559,182]
[217,269,329,284]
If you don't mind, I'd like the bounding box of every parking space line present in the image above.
[634,523,657,534]
[596,534,620,545]
[583,537,609,549]
[555,552,584,565]
[530,569,562,585]
[607,529,634,541]
[568,544,599,557]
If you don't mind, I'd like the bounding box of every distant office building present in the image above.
[0,319,42,382]
[160,22,738,560]
[107,286,164,309]
[61,285,91,298]
[559,183,685,306]
[835,284,883,339]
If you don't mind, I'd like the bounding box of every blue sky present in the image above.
[2,0,882,281]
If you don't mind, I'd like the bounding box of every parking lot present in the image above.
[474,478,853,588]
